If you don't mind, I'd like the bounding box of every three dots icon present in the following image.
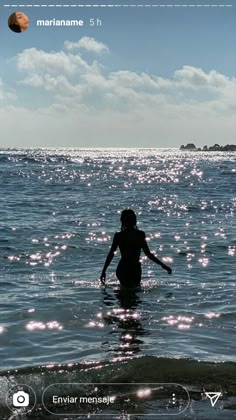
[172,393,176,404]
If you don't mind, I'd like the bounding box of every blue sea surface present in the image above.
[0,148,235,419]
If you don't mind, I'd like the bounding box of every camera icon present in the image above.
[13,391,30,407]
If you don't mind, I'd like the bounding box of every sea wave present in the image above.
[0,356,235,419]
[0,356,235,405]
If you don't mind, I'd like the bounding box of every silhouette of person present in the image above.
[100,209,172,288]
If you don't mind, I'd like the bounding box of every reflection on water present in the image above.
[101,288,148,358]
[0,149,235,369]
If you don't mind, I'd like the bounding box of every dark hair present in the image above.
[8,13,21,33]
[120,209,137,230]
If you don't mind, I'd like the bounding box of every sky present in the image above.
[0,0,235,148]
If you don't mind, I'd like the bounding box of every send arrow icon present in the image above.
[205,392,222,407]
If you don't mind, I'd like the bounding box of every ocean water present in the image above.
[0,148,235,419]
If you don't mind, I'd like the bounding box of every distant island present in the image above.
[180,143,236,152]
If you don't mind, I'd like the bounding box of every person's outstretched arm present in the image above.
[100,233,119,284]
[142,236,172,275]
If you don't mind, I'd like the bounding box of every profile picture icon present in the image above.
[8,11,29,33]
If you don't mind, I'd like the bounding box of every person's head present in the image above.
[120,209,137,231]
[8,12,29,33]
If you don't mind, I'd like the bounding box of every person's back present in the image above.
[116,229,145,261]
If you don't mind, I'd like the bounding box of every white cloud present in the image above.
[64,37,109,54]
[174,65,232,89]
[16,47,236,114]
[17,47,90,75]
[1,40,236,147]
[20,73,80,96]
